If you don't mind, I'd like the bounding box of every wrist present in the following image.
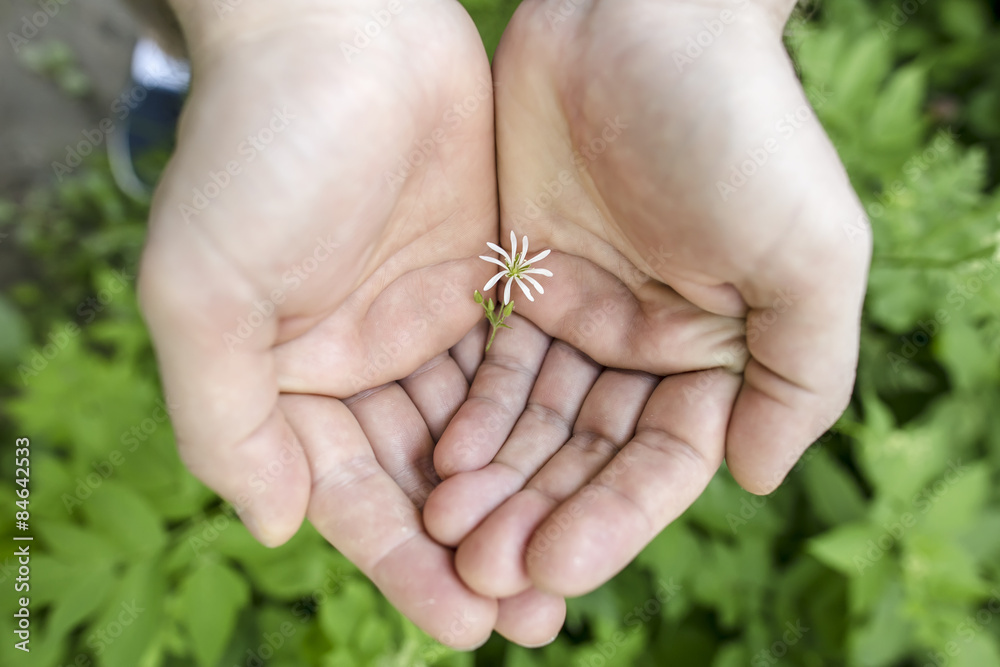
[165,0,423,63]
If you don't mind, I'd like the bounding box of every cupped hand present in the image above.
[425,0,871,600]
[138,0,563,647]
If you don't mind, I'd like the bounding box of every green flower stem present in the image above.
[474,290,514,352]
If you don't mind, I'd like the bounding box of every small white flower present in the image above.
[480,231,553,305]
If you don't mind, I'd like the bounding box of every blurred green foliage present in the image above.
[2,0,1000,665]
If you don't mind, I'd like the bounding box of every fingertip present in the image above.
[424,466,524,547]
[238,474,310,548]
[494,588,565,648]
[423,481,466,547]
[727,462,787,497]
[180,408,313,549]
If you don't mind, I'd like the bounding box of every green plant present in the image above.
[1,1,999,666]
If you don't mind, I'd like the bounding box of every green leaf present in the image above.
[36,520,119,565]
[0,294,29,365]
[915,462,989,536]
[176,559,250,667]
[868,65,926,149]
[90,557,166,667]
[848,581,913,667]
[801,448,868,525]
[853,394,963,502]
[45,561,116,639]
[936,315,1000,389]
[904,534,988,601]
[832,32,892,111]
[808,522,879,576]
[636,521,702,584]
[318,579,376,648]
[81,480,167,558]
[950,632,1000,667]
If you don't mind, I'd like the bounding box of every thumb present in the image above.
[138,234,310,546]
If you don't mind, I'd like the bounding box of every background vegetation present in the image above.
[2,0,999,665]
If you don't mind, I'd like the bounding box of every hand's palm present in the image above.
[428,0,869,598]
[139,1,565,646]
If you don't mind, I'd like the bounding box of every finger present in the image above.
[450,320,488,384]
[397,352,471,442]
[494,588,565,648]
[454,370,657,597]
[527,369,740,597]
[424,341,601,546]
[282,394,496,649]
[344,382,439,508]
[726,205,870,494]
[138,242,310,548]
[433,313,551,478]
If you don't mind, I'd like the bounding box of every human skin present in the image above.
[424,0,871,600]
[137,0,870,649]
[137,0,577,647]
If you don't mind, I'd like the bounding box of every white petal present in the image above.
[486,242,511,263]
[503,276,513,305]
[524,268,553,277]
[522,275,545,294]
[479,255,508,269]
[509,230,518,261]
[515,277,534,301]
[483,270,506,291]
[520,236,529,264]
[526,249,551,264]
